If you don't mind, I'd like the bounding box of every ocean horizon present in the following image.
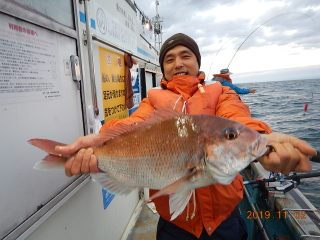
[235,77,320,84]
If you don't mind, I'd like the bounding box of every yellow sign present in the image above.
[99,47,128,122]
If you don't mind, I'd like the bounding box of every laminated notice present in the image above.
[146,202,157,213]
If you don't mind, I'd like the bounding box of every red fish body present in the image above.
[29,107,267,220]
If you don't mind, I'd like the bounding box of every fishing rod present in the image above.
[243,150,320,185]
[244,171,320,186]
[227,12,316,69]
[264,145,320,163]
[310,150,320,163]
[244,150,320,185]
[206,35,246,80]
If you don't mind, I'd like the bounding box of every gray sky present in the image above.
[134,0,320,83]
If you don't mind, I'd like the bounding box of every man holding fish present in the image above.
[44,33,315,239]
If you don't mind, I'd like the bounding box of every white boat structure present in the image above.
[1,0,320,239]
[0,0,162,239]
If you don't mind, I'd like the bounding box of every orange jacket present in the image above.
[213,73,233,83]
[100,73,271,238]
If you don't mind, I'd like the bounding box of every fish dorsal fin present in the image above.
[91,173,135,195]
[92,105,184,147]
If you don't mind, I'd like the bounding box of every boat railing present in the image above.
[139,33,159,55]
[281,209,320,239]
[300,235,320,239]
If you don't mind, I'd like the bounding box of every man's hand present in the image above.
[258,133,316,175]
[55,134,103,177]
[250,89,257,93]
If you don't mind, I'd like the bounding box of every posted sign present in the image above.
[0,15,61,104]
[99,47,128,123]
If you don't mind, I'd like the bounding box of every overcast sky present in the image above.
[134,0,320,83]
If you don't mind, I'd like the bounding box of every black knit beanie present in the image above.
[159,33,201,76]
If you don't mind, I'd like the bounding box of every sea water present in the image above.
[238,78,320,209]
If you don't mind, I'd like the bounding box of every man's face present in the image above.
[162,45,199,80]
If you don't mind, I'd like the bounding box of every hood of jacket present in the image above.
[160,73,205,100]
[213,73,232,83]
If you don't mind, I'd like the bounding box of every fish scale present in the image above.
[95,116,201,190]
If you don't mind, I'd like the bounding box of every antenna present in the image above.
[152,0,164,52]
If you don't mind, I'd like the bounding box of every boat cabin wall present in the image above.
[0,0,160,239]
[78,0,162,128]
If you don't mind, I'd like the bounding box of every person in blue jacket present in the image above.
[212,68,257,94]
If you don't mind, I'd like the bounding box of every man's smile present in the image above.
[175,72,188,76]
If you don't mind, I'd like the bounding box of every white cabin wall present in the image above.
[0,0,159,238]
[26,181,139,240]
[24,0,155,239]
[23,1,141,239]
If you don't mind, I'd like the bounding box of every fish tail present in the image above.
[28,139,69,170]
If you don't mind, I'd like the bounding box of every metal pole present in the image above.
[243,186,270,240]
[160,26,163,50]
[155,1,157,49]
[84,0,99,117]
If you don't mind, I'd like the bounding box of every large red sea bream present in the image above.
[29,107,268,220]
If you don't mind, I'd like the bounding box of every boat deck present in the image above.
[123,202,159,240]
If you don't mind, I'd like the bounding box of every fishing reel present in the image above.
[254,147,320,212]
[252,174,299,212]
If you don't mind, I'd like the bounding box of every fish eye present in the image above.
[223,128,239,140]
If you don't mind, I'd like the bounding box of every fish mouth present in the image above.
[246,136,268,158]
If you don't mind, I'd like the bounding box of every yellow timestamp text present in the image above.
[246,210,307,219]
